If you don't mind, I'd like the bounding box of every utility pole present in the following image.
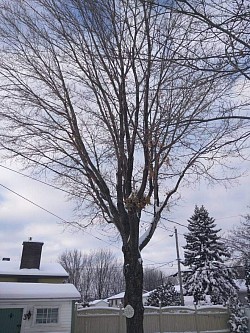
[174,227,184,306]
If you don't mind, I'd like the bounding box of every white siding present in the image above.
[0,299,74,333]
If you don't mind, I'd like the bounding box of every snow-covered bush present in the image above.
[210,288,225,305]
[145,282,181,307]
[228,295,248,333]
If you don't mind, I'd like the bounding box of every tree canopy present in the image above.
[0,0,248,254]
[166,0,250,80]
[0,1,249,332]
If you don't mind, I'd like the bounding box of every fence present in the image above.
[74,305,230,333]
[244,307,250,332]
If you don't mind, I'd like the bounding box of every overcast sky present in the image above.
[0,157,249,277]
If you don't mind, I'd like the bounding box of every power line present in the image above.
[143,208,188,228]
[0,182,121,251]
[0,164,189,230]
[0,173,183,266]
[0,164,81,198]
[2,164,241,229]
[1,181,243,271]
[0,164,242,260]
[0,180,181,268]
[0,183,67,222]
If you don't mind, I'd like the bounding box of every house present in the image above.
[0,282,80,333]
[88,299,109,308]
[142,290,152,305]
[107,291,149,307]
[0,241,68,283]
[107,291,125,307]
[0,240,80,333]
[76,299,109,309]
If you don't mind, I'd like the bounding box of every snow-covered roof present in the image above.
[0,260,68,277]
[108,291,150,300]
[107,291,125,300]
[89,299,109,305]
[234,279,247,292]
[143,290,154,297]
[0,282,80,300]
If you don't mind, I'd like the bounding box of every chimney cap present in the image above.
[22,241,44,245]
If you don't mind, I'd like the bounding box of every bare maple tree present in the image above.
[0,1,249,332]
[59,249,124,301]
[226,214,250,264]
[170,0,250,80]
[143,267,168,291]
[59,249,84,289]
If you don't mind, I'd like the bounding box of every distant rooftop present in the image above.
[235,279,248,292]
[89,299,109,305]
[107,291,125,300]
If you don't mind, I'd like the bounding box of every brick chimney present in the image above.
[20,240,44,269]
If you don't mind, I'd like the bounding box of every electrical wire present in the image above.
[0,164,244,270]
[0,164,188,230]
[0,182,121,251]
[0,164,84,198]
[0,179,180,267]
[0,164,240,230]
[0,163,190,239]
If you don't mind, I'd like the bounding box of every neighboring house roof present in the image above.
[0,282,80,300]
[89,299,109,306]
[0,260,68,278]
[234,279,248,292]
[107,292,125,301]
[108,291,149,301]
[143,290,154,298]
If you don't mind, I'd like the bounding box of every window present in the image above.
[36,308,59,324]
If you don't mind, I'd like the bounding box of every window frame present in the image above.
[34,306,60,326]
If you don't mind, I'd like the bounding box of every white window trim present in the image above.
[32,305,61,326]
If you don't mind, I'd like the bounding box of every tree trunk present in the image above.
[123,245,144,333]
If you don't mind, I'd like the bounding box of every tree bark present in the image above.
[123,245,144,333]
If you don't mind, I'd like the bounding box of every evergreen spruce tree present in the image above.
[183,205,238,304]
[146,282,181,307]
